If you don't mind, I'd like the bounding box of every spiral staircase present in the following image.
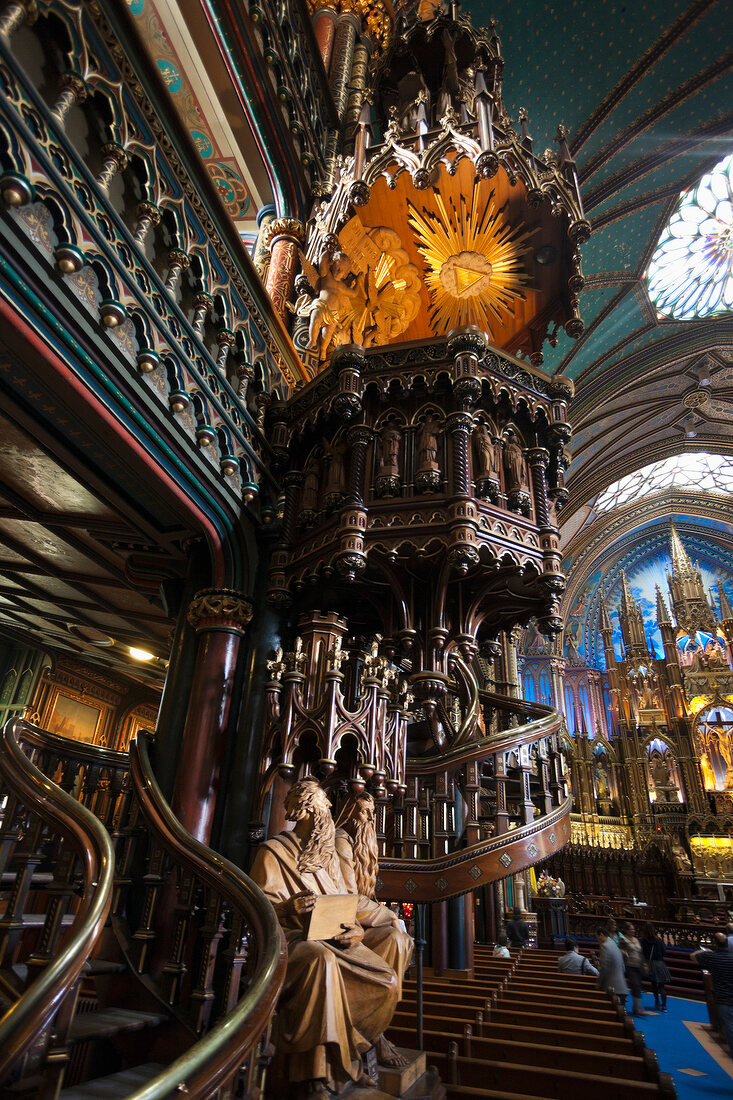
[0,678,568,1098]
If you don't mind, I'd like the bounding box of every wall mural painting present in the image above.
[47,694,101,743]
[126,0,252,219]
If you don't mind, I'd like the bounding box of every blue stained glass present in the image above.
[646,154,733,321]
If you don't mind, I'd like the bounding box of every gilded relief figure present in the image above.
[302,250,361,360]
[250,780,410,1098]
[700,751,716,790]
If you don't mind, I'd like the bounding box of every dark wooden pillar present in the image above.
[171,588,252,844]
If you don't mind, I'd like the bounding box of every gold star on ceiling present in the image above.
[407,181,536,335]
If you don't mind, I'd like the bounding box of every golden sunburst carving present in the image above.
[408,182,535,335]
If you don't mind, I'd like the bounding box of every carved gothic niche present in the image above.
[376,18,490,132]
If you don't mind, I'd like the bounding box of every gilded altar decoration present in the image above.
[408,182,533,335]
[298,218,421,360]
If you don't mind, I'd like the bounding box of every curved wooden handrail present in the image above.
[408,693,562,775]
[124,733,287,1100]
[377,794,572,901]
[17,723,128,770]
[0,718,115,1082]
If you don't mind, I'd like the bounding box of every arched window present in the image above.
[564,686,576,731]
[539,669,551,706]
[578,684,592,733]
[523,670,535,702]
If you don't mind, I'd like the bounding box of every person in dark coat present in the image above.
[505,907,530,948]
[692,932,733,1054]
[641,922,671,1011]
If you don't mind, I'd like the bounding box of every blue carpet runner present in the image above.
[632,990,732,1099]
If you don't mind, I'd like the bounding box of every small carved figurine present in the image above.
[473,423,500,479]
[378,425,401,478]
[503,433,528,491]
[417,415,440,473]
[322,437,347,497]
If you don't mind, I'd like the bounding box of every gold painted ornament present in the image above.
[408,181,535,336]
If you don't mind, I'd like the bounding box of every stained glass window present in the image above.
[646,153,733,320]
[595,452,733,514]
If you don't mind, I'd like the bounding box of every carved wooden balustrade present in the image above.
[0,0,303,504]
[0,719,286,1099]
[258,617,570,903]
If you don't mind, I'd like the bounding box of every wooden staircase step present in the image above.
[387,1027,651,1080]
[59,1063,165,1099]
[68,1008,166,1043]
[84,958,127,975]
[432,1053,663,1100]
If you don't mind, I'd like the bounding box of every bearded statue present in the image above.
[335,792,380,898]
[250,780,413,1099]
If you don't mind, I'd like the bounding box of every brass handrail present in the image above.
[0,718,115,1082]
[123,733,287,1100]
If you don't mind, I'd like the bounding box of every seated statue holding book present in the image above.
[250,778,413,1098]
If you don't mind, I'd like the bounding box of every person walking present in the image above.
[619,922,646,1016]
[597,926,629,1008]
[558,937,599,977]
[641,922,671,1011]
[692,932,733,1054]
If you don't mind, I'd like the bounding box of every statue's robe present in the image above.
[250,831,412,1088]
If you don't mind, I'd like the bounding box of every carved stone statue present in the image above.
[700,751,716,790]
[503,434,528,492]
[671,839,693,874]
[651,754,671,790]
[594,760,610,801]
[436,28,475,121]
[250,780,411,1098]
[473,423,500,479]
[395,69,430,132]
[417,415,440,472]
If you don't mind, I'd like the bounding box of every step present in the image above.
[432,1053,662,1100]
[59,1063,165,1099]
[391,1008,628,1043]
[69,1008,166,1043]
[84,959,127,976]
[387,1027,651,1080]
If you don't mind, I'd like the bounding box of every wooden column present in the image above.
[171,589,252,844]
[312,7,338,70]
[264,218,305,324]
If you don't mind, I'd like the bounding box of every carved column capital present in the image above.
[187,588,253,634]
[527,446,550,468]
[445,412,474,434]
[264,217,306,250]
[347,423,373,447]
